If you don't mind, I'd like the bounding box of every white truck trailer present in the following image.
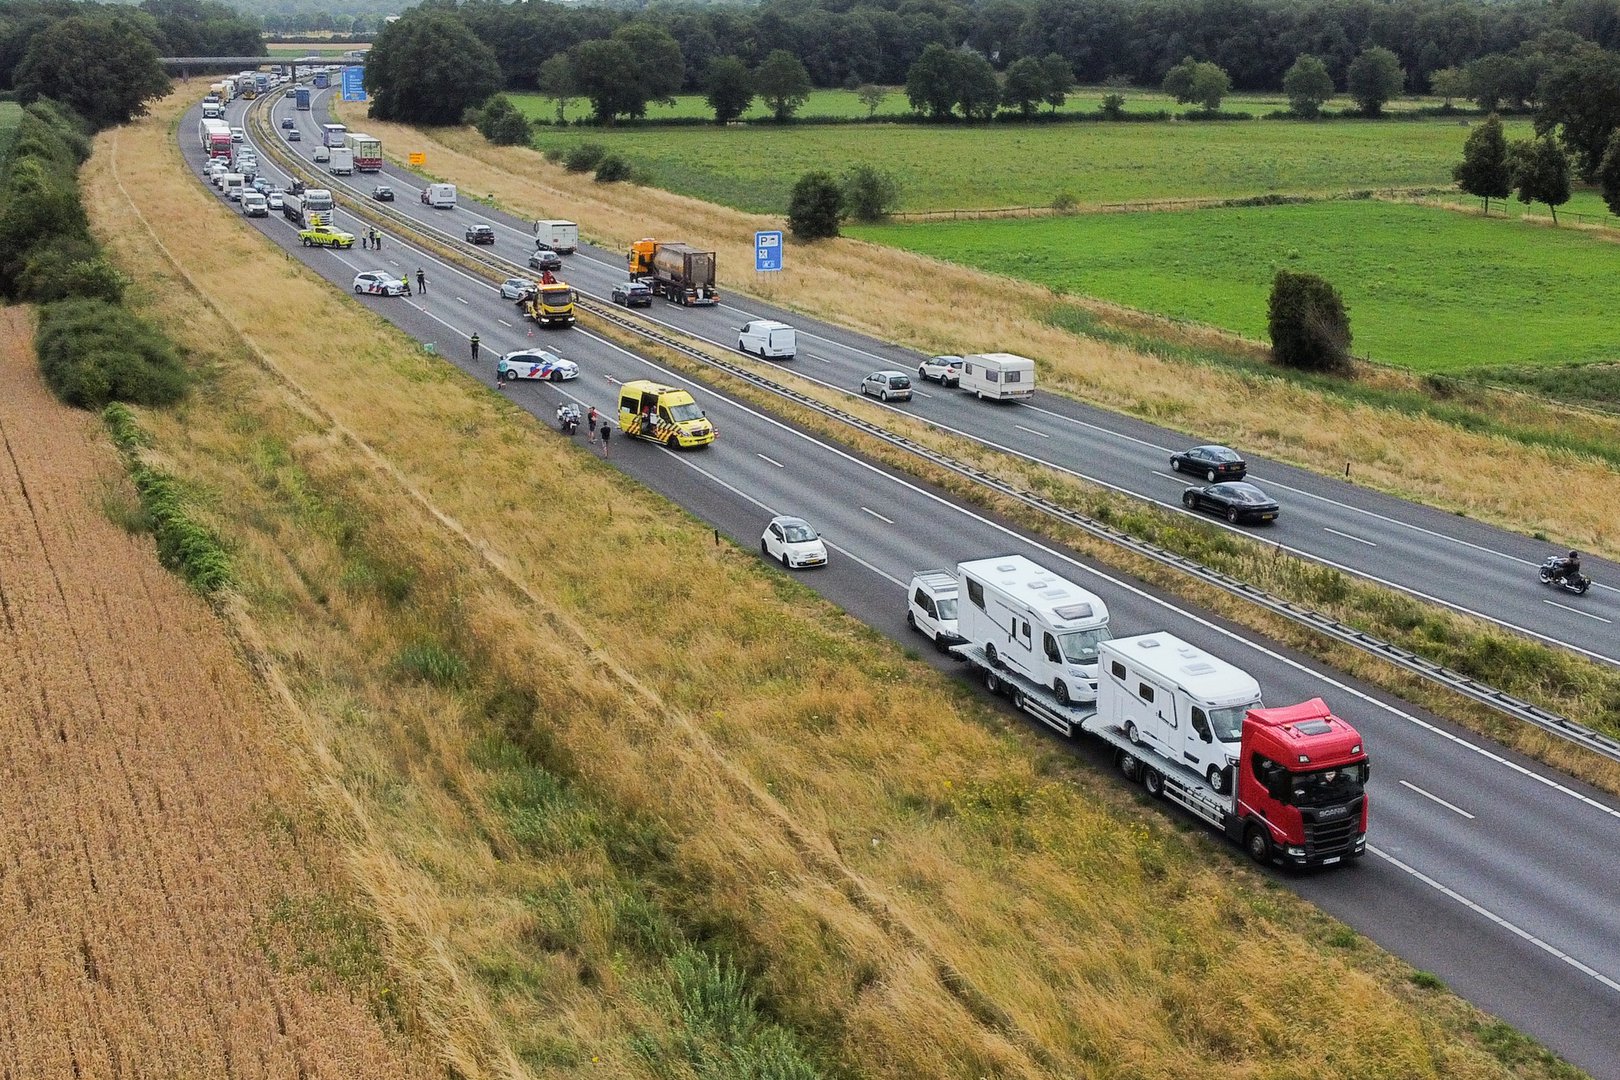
[533,219,579,253]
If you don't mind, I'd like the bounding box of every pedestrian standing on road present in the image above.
[587,405,598,442]
[374,229,383,251]
[469,333,481,362]
[600,421,611,458]
[416,268,426,293]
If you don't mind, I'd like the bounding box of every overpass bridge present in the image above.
[161,55,365,77]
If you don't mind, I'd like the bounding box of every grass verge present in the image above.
[87,88,1591,1079]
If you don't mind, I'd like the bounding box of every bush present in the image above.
[787,170,843,240]
[562,142,607,173]
[36,298,189,408]
[1267,270,1353,375]
[593,152,632,182]
[841,162,901,222]
[472,93,532,146]
[1100,93,1126,119]
[17,240,125,303]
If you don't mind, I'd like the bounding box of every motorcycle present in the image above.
[557,402,581,436]
[1539,556,1591,595]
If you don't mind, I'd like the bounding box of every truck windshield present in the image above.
[1284,762,1369,807]
[1209,704,1254,742]
[1056,626,1110,665]
[667,402,704,423]
[936,597,958,620]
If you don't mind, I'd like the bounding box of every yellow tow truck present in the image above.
[517,281,577,327]
[298,223,355,249]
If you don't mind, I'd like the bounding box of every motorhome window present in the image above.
[985,370,1000,382]
[1191,709,1213,742]
[1056,627,1109,664]
[1052,601,1093,620]
[1005,370,1023,383]
[936,596,957,620]
[1043,633,1061,663]
[1138,683,1155,703]
[1019,620,1031,645]
[1208,704,1250,742]
[966,578,985,609]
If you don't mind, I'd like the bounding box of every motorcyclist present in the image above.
[1556,549,1582,584]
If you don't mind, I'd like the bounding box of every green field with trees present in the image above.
[527,117,1534,214]
[852,200,1620,372]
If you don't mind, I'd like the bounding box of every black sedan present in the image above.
[465,225,496,245]
[371,185,395,202]
[529,250,562,272]
[1170,444,1247,482]
[1182,482,1279,524]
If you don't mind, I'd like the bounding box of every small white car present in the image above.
[906,569,964,651]
[760,515,827,569]
[917,354,962,387]
[266,190,284,210]
[312,146,329,162]
[860,370,913,402]
[287,129,301,142]
[496,348,578,382]
[353,271,409,297]
[229,126,244,142]
[499,277,536,301]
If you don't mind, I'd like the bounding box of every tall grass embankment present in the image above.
[333,99,1620,563]
[87,89,1593,1077]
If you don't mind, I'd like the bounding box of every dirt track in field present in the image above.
[0,307,428,1078]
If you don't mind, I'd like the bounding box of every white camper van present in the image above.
[738,320,797,361]
[533,219,579,254]
[956,555,1110,706]
[1097,632,1263,794]
[422,183,457,208]
[959,352,1036,401]
[222,173,246,201]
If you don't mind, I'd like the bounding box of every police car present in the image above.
[496,348,578,382]
[353,271,408,296]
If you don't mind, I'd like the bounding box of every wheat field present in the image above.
[0,307,431,1078]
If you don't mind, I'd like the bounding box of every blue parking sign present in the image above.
[755,230,783,272]
[341,66,367,102]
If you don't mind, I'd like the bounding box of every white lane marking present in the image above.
[455,296,468,305]
[913,389,934,399]
[861,507,894,524]
[1014,424,1050,439]
[757,454,784,468]
[1543,599,1612,623]
[497,318,512,328]
[575,325,1620,826]
[1324,526,1378,547]
[1152,470,1184,483]
[805,354,833,364]
[1398,780,1476,819]
[1371,846,1620,996]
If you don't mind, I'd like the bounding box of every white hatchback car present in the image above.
[499,277,536,301]
[229,126,244,142]
[353,271,408,296]
[917,354,962,387]
[760,515,827,569]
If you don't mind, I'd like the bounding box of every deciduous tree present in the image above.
[1039,53,1074,112]
[1535,45,1620,179]
[1510,135,1572,223]
[1453,113,1512,214]
[1429,66,1469,110]
[905,43,959,119]
[537,54,577,124]
[842,163,901,222]
[14,12,169,130]
[856,84,889,119]
[1282,54,1334,118]
[1597,129,1620,219]
[788,170,843,240]
[954,51,1000,120]
[568,39,642,123]
[705,56,754,124]
[1162,57,1230,112]
[365,10,500,126]
[1268,270,1352,375]
[755,49,812,122]
[1346,46,1404,116]
[1002,56,1047,117]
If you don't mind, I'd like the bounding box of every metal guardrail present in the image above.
[242,94,1620,765]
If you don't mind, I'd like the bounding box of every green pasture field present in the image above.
[1436,188,1614,224]
[526,115,1533,214]
[850,201,1620,373]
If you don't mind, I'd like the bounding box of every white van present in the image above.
[956,554,1111,706]
[533,219,578,253]
[222,173,246,201]
[1097,632,1263,793]
[906,569,964,650]
[422,182,457,208]
[738,319,796,361]
[959,352,1036,401]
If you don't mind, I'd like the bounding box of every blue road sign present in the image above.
[341,66,367,102]
[755,230,783,272]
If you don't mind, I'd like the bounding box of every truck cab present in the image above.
[519,283,577,327]
[616,381,716,449]
[1237,699,1369,866]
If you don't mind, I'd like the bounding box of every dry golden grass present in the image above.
[337,100,1620,559]
[0,307,430,1078]
[83,90,1587,1078]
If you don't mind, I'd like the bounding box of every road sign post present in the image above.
[755,230,783,274]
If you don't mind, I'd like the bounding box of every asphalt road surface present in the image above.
[181,88,1620,1076]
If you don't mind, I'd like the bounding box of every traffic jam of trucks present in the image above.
[914,556,1370,868]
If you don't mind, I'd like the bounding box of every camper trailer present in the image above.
[959,352,1036,401]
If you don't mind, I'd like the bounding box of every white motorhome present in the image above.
[1097,632,1263,793]
[956,554,1110,706]
[422,183,457,208]
[738,319,796,361]
[533,219,578,253]
[959,352,1036,401]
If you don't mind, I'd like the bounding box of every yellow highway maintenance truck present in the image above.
[617,381,716,449]
[298,223,355,249]
[518,281,577,327]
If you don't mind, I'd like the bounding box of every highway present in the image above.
[187,86,1620,1076]
[288,88,1620,672]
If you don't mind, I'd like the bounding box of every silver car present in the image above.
[500,277,536,301]
[860,370,913,402]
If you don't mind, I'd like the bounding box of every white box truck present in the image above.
[955,554,1110,707]
[327,146,354,175]
[421,183,457,208]
[1096,632,1262,794]
[534,219,578,253]
[959,352,1036,401]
